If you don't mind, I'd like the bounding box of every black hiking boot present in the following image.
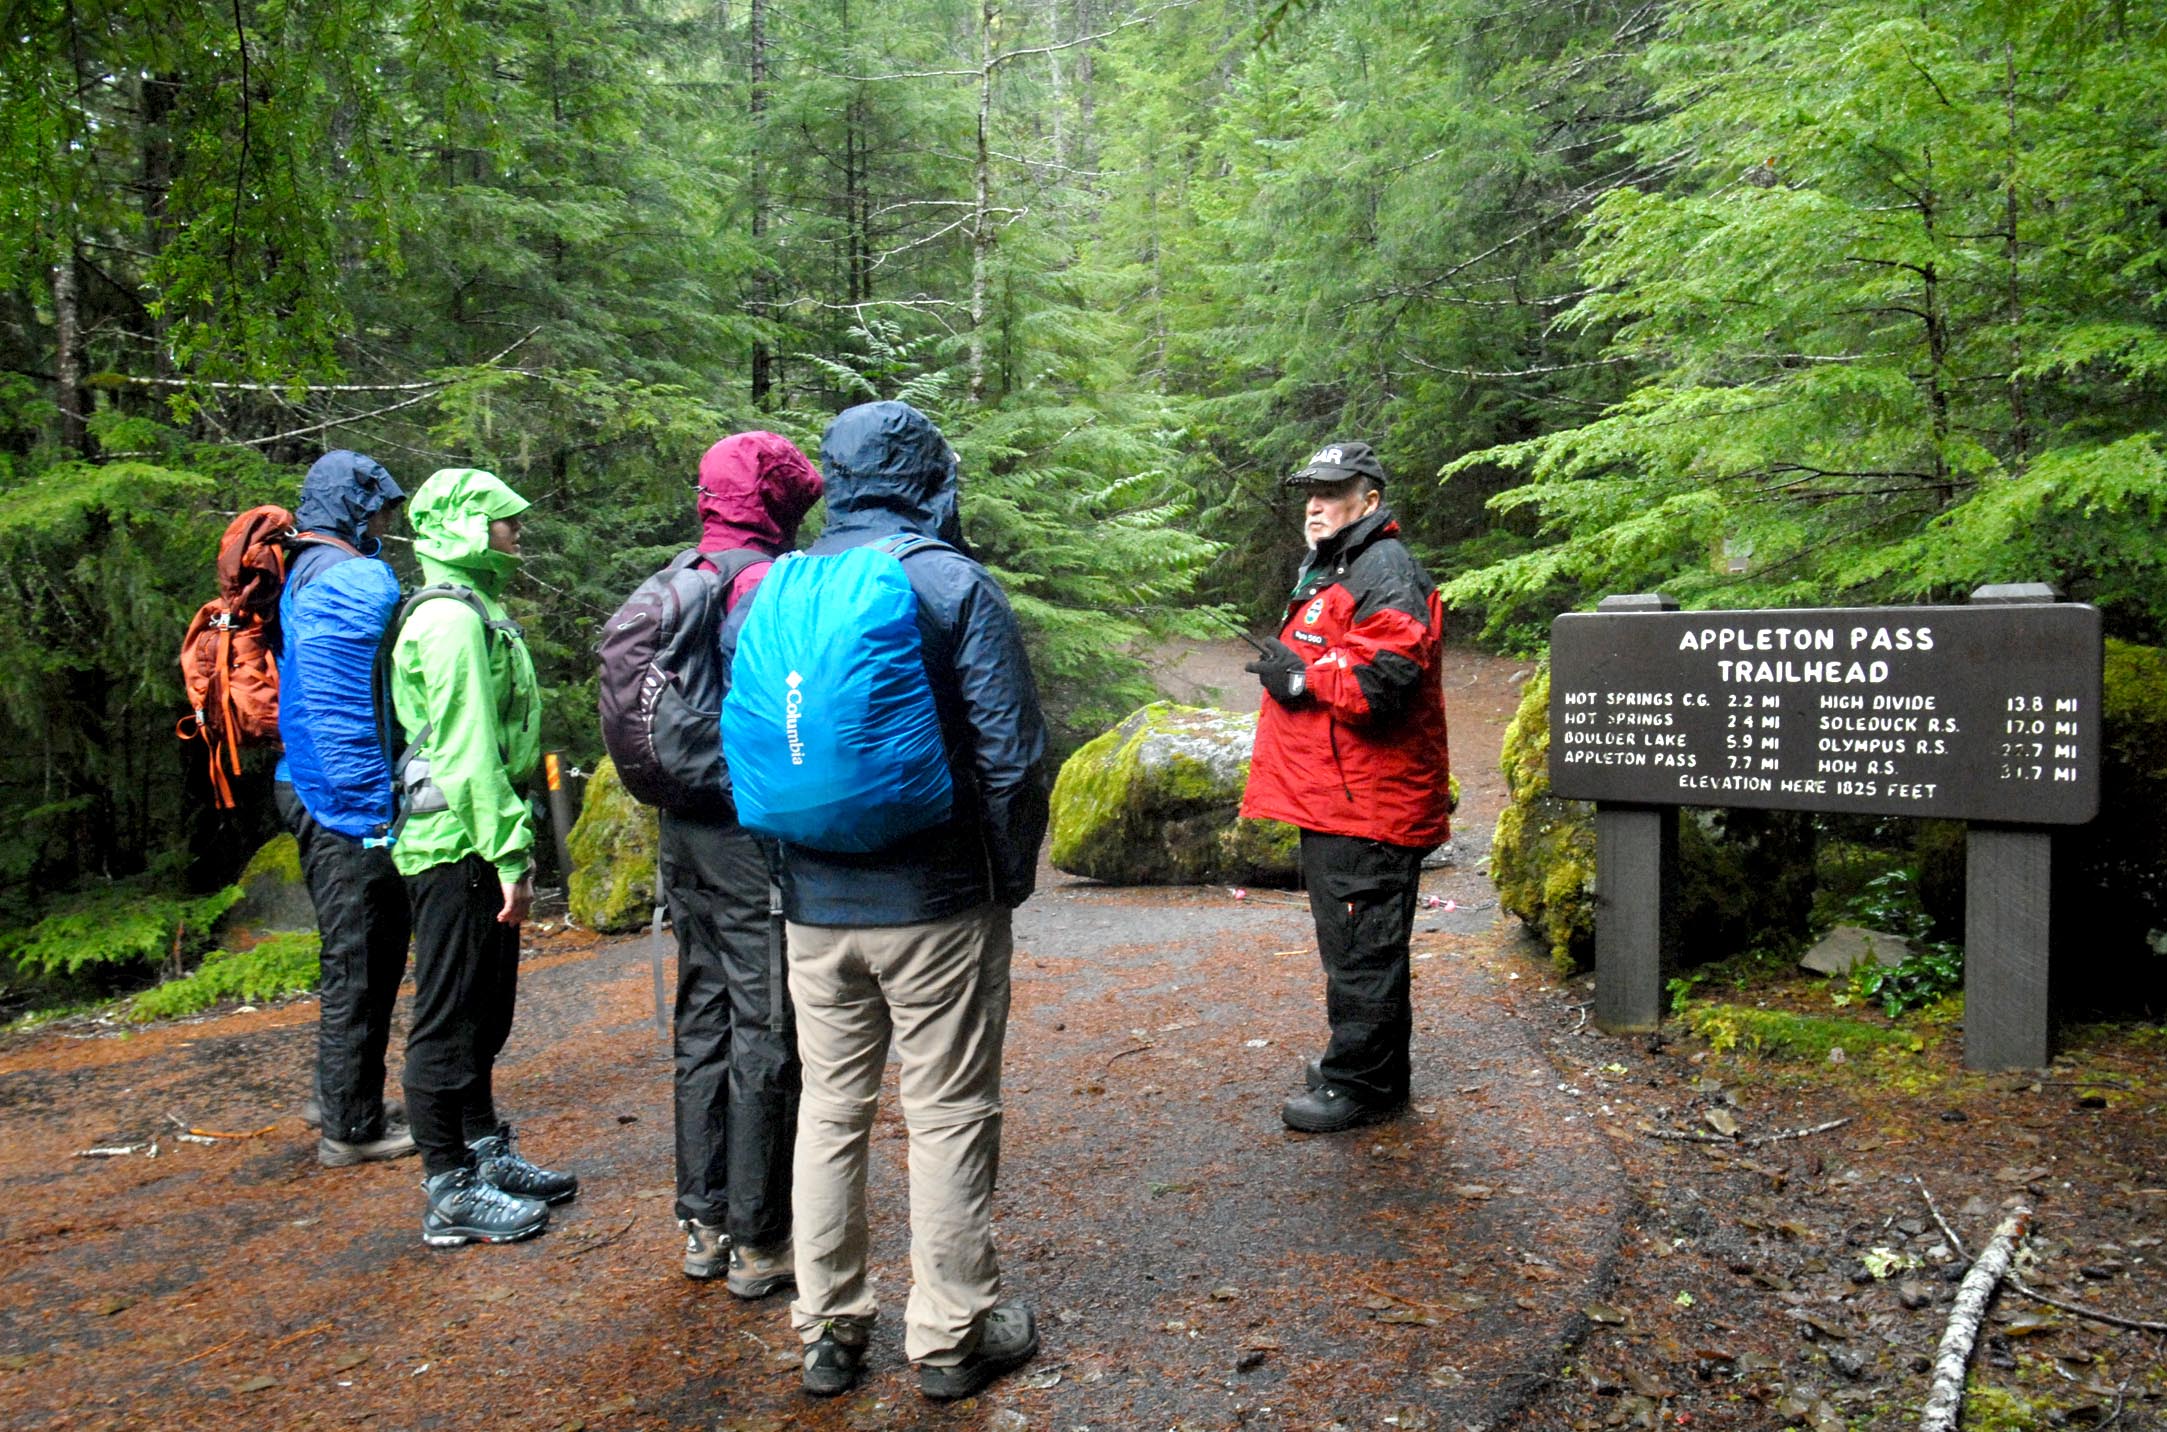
[421,1166,549,1248]
[801,1323,868,1397]
[1281,1084,1404,1133]
[919,1303,1039,1401]
[470,1125,579,1205]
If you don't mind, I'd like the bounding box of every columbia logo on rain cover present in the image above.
[784,670,806,765]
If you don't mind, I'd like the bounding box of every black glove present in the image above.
[1244,640,1310,706]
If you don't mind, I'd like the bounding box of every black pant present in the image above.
[1302,831,1424,1109]
[277,783,410,1143]
[403,855,520,1177]
[660,810,798,1246]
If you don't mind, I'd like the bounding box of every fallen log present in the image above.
[1918,1203,2031,1432]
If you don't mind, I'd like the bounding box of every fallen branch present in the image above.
[73,1145,145,1158]
[1917,1181,1968,1259]
[1912,1180,2160,1331]
[1920,1203,2032,1432]
[1105,1043,1154,1066]
[2008,1280,2167,1335]
[1637,1116,1853,1146]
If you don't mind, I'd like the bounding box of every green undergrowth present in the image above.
[1675,1000,1922,1063]
[128,931,322,1022]
[0,884,240,978]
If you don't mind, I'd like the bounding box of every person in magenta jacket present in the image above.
[667,432,822,1294]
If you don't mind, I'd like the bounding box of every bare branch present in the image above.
[821,0,1198,82]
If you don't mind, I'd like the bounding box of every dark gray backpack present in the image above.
[596,548,763,813]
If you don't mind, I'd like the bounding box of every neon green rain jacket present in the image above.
[389,468,541,882]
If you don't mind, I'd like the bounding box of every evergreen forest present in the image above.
[4,0,2165,937]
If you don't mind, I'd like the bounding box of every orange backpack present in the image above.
[176,505,298,809]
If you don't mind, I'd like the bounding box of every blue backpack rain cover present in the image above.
[721,535,955,853]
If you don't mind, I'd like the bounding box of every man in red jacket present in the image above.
[1238,441,1453,1133]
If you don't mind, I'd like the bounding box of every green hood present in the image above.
[410,467,530,590]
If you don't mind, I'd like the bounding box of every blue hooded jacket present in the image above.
[721,401,1050,925]
[276,450,406,839]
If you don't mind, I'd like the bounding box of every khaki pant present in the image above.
[786,904,1012,1365]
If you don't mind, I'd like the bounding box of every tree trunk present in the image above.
[52,244,88,456]
[749,0,774,407]
[1918,147,1952,507]
[2002,43,2028,474]
[141,71,179,380]
[969,0,996,404]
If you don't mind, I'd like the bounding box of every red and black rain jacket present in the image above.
[1239,507,1453,848]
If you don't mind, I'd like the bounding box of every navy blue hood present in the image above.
[817,401,957,542]
[296,450,405,548]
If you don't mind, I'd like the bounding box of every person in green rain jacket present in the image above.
[389,467,579,1247]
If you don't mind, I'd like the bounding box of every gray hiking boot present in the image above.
[726,1238,794,1299]
[469,1125,578,1205]
[919,1303,1039,1401]
[681,1219,728,1280]
[420,1166,549,1248]
[319,1121,418,1167]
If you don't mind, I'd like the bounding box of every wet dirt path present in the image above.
[0,649,1628,1432]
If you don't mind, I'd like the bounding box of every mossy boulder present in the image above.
[216,833,315,937]
[1492,667,1597,969]
[566,757,660,932]
[1050,702,1300,886]
[1493,666,1815,973]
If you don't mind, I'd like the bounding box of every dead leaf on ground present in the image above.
[2001,1315,2060,1338]
[329,1351,369,1372]
[1375,1309,1438,1326]
[1584,1302,1629,1325]
[1705,1109,1741,1138]
[236,1375,278,1393]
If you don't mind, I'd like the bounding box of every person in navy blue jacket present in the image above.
[720,401,1050,1402]
[275,449,415,1168]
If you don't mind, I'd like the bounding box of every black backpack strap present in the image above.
[874,533,952,563]
[690,547,771,613]
[376,584,519,845]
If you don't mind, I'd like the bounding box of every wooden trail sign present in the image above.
[1549,602,2101,824]
[1554,587,2100,1070]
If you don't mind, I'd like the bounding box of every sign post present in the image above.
[1962,585,2060,1070]
[1549,588,2101,1067]
[1591,594,1679,1034]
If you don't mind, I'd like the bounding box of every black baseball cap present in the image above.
[1284,439,1388,488]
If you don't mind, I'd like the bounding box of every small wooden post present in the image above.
[1963,583,2060,1070]
[1592,593,1680,1034]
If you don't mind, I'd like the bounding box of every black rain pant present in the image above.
[1302,830,1425,1109]
[403,855,519,1177]
[277,783,410,1144]
[660,810,798,1247]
